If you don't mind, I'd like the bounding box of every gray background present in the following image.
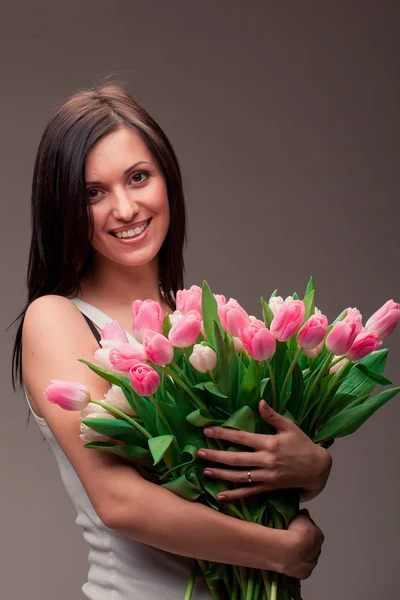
[1,1,399,599]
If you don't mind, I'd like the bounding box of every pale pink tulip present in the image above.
[365,299,400,340]
[132,299,163,342]
[218,298,250,337]
[326,310,362,355]
[168,311,202,348]
[93,348,116,371]
[233,336,244,353]
[79,412,124,443]
[80,401,112,418]
[189,344,217,373]
[303,340,325,359]
[45,380,90,411]
[214,294,227,306]
[270,300,305,342]
[143,330,174,365]
[129,363,160,396]
[169,310,184,326]
[109,343,147,372]
[269,296,285,317]
[101,320,129,345]
[176,285,202,315]
[346,329,382,361]
[239,319,276,361]
[297,314,328,350]
[329,356,350,374]
[104,384,137,416]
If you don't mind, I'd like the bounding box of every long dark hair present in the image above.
[12,83,187,390]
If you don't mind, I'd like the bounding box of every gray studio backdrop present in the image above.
[1,2,399,599]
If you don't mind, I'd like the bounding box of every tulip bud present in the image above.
[302,340,325,359]
[176,285,203,315]
[365,299,400,340]
[168,311,202,348]
[143,331,174,365]
[346,329,382,361]
[297,314,328,350]
[239,319,276,361]
[325,309,362,355]
[79,412,123,443]
[329,356,350,374]
[129,363,160,396]
[132,299,163,342]
[93,348,116,371]
[189,343,217,373]
[214,294,227,306]
[218,298,250,337]
[233,336,244,353]
[270,300,306,342]
[109,342,147,372]
[268,296,285,317]
[101,320,129,345]
[104,384,137,416]
[45,380,90,411]
[80,401,112,418]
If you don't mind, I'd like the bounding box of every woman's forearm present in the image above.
[101,464,286,572]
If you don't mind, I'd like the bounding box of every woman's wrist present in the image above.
[300,445,332,501]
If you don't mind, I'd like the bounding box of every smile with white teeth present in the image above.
[113,220,150,239]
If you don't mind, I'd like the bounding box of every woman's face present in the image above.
[85,126,170,269]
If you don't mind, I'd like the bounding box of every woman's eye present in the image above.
[87,189,102,202]
[130,171,149,184]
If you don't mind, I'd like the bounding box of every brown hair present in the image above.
[11,83,187,388]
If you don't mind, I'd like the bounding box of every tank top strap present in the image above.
[70,297,136,343]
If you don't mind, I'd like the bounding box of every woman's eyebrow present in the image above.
[85,160,152,185]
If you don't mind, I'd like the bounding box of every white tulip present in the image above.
[189,344,217,373]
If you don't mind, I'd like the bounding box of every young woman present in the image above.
[12,84,330,599]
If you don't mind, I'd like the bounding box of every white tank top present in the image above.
[24,297,212,600]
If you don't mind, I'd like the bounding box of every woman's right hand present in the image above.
[279,509,325,580]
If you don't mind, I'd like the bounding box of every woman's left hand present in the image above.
[198,400,332,502]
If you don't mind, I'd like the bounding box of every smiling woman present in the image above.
[11,83,325,600]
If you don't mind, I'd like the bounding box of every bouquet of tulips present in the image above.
[45,278,400,600]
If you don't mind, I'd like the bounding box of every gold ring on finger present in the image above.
[248,470,252,483]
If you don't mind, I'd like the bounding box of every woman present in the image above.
[12,84,330,599]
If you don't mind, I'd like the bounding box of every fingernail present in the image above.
[197,450,207,458]
[204,469,213,477]
[204,428,214,436]
[217,494,226,501]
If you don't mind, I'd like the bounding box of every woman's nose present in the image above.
[111,190,139,221]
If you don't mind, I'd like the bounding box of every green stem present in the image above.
[149,394,172,434]
[253,571,262,600]
[158,364,206,409]
[266,360,278,411]
[279,347,302,407]
[309,360,353,431]
[231,571,240,600]
[240,498,252,522]
[261,571,271,599]
[89,399,151,438]
[184,560,197,600]
[298,352,333,423]
[270,572,278,600]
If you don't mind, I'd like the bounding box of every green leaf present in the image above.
[162,470,204,501]
[313,387,400,442]
[148,435,176,465]
[237,358,262,410]
[304,276,315,299]
[201,281,221,348]
[78,360,137,411]
[83,441,151,465]
[268,489,300,528]
[261,297,275,329]
[213,321,231,402]
[162,313,172,337]
[222,406,256,433]
[203,561,226,581]
[284,362,305,420]
[81,417,148,447]
[354,363,392,386]
[269,289,278,301]
[129,390,159,437]
[303,289,315,322]
[186,408,222,427]
[193,381,228,398]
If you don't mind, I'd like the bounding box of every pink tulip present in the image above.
[270,300,305,342]
[214,294,227,306]
[45,380,90,411]
[104,384,137,416]
[365,299,400,340]
[346,329,382,361]
[303,340,325,359]
[176,285,203,315]
[233,336,244,353]
[143,330,174,365]
[93,348,116,371]
[269,296,285,317]
[129,363,160,396]
[109,343,147,372]
[101,320,129,345]
[218,298,251,337]
[189,344,217,373]
[326,309,363,355]
[168,310,202,348]
[132,299,163,342]
[239,319,276,361]
[297,314,328,350]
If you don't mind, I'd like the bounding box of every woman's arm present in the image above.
[22,296,323,576]
[197,400,332,502]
